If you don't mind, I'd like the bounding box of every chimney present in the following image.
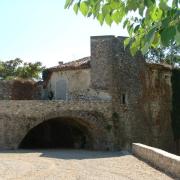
[58,61,63,65]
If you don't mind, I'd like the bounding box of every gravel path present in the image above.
[0,149,173,180]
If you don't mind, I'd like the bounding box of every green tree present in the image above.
[145,42,180,66]
[0,58,22,79]
[65,0,180,55]
[165,42,180,66]
[0,58,45,80]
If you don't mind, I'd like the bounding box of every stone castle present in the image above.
[0,36,174,152]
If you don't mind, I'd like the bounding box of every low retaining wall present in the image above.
[132,143,180,178]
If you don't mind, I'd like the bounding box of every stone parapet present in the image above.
[132,143,180,178]
[0,100,112,117]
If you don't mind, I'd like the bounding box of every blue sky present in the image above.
[0,0,128,67]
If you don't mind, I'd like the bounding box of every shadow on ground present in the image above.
[0,149,131,160]
[40,149,131,160]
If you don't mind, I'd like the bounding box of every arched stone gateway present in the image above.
[0,101,114,150]
[16,111,112,150]
[19,117,95,149]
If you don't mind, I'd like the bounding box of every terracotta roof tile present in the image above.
[47,57,90,72]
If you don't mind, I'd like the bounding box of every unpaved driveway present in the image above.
[0,150,173,180]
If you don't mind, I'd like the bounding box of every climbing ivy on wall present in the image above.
[171,68,180,140]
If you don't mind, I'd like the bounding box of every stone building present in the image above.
[43,57,111,101]
[0,36,174,152]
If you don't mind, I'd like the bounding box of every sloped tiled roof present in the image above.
[47,56,90,72]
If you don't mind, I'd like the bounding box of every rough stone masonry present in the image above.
[0,36,174,152]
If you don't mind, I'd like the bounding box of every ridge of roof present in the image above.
[47,56,90,72]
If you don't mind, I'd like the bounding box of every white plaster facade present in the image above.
[46,68,111,101]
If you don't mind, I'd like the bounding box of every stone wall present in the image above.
[45,69,111,101]
[111,37,152,150]
[132,143,180,178]
[0,81,12,99]
[0,36,175,153]
[90,36,114,90]
[145,64,173,151]
[0,100,113,150]
[0,80,42,100]
[47,69,90,100]
[90,36,173,152]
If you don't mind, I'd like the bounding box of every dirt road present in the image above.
[0,149,173,180]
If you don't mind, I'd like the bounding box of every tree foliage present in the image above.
[0,58,45,80]
[145,42,180,66]
[65,0,180,55]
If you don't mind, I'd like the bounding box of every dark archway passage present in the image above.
[19,118,92,149]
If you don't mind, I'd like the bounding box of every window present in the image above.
[121,93,127,105]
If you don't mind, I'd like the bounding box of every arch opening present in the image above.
[19,117,93,149]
